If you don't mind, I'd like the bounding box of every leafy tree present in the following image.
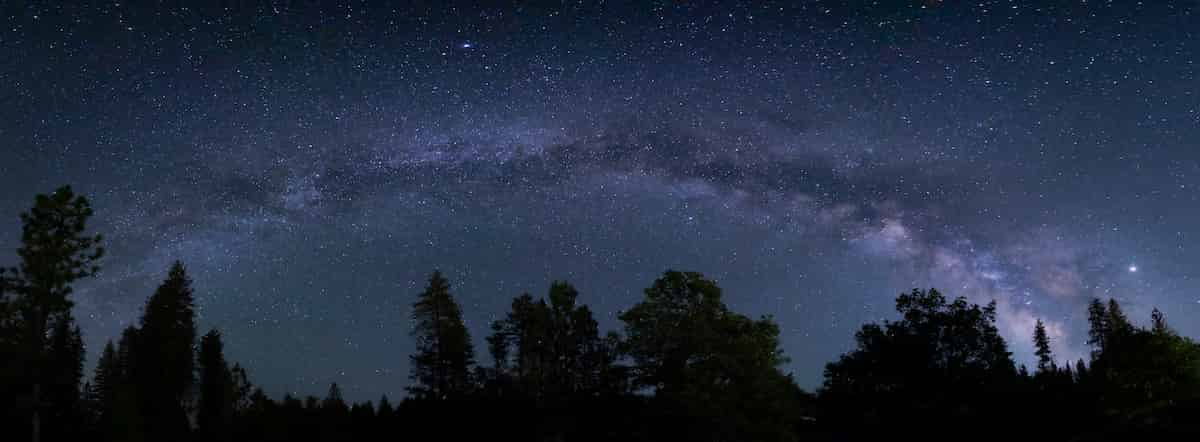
[0,186,103,442]
[821,288,1018,437]
[135,261,197,441]
[408,270,475,400]
[620,270,803,442]
[1034,319,1055,373]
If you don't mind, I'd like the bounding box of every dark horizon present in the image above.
[2,1,1198,406]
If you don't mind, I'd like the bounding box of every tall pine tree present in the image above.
[1,186,103,442]
[1086,298,1109,360]
[198,329,233,442]
[43,313,85,442]
[136,261,197,441]
[408,270,475,400]
[88,340,118,436]
[1033,319,1055,373]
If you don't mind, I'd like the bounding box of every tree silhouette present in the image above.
[198,329,234,442]
[43,312,85,442]
[0,186,103,442]
[88,340,120,439]
[486,281,624,401]
[135,261,197,441]
[620,270,804,442]
[8,186,1200,441]
[1034,318,1055,374]
[822,288,1018,440]
[408,270,475,400]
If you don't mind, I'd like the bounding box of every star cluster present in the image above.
[1,1,1197,401]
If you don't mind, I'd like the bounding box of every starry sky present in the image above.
[2,1,1198,401]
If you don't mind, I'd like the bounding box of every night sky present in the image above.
[2,1,1198,402]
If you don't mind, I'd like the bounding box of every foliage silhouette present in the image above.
[0,186,103,442]
[3,187,1200,441]
[408,270,476,400]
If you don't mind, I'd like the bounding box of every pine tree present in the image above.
[1,186,104,442]
[43,313,85,442]
[322,383,347,412]
[376,395,393,418]
[198,329,233,442]
[1086,299,1108,358]
[136,261,197,441]
[1105,298,1133,341]
[89,341,119,435]
[408,270,475,400]
[115,326,139,381]
[1033,319,1054,373]
[487,282,618,400]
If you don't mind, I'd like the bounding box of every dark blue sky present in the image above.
[2,1,1198,401]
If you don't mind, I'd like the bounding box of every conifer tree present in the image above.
[89,341,119,436]
[1086,299,1108,359]
[44,313,85,442]
[376,395,393,418]
[487,281,619,400]
[1,186,103,442]
[408,270,475,400]
[1106,298,1133,339]
[198,329,233,442]
[1033,319,1054,373]
[136,261,197,440]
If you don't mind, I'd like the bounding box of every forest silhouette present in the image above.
[3,187,1200,441]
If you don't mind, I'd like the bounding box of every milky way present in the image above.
[2,2,1198,401]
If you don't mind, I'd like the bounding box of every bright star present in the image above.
[1128,265,1138,273]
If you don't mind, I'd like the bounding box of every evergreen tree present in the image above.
[408,270,475,400]
[1074,358,1088,383]
[1,186,104,442]
[1033,319,1055,373]
[43,313,85,442]
[322,383,347,412]
[198,329,233,442]
[487,281,621,400]
[1087,298,1109,358]
[89,341,119,437]
[136,261,197,441]
[376,395,393,418]
[1106,298,1133,340]
[320,383,349,442]
[115,326,139,381]
[229,363,254,413]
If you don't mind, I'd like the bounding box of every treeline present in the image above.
[2,187,1200,442]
